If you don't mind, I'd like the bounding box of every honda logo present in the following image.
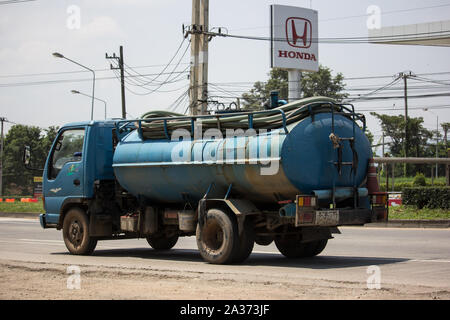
[285,17,312,48]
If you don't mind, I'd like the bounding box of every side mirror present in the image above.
[23,145,43,172]
[23,146,31,166]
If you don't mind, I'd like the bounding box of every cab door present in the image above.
[43,128,86,225]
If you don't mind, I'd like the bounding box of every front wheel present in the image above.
[196,208,239,264]
[62,207,97,255]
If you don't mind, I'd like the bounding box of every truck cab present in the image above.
[41,121,116,229]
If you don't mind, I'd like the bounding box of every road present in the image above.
[0,217,449,300]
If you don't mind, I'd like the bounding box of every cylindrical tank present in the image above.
[112,112,372,204]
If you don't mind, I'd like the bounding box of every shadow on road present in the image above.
[52,247,409,269]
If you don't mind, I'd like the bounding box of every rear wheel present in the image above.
[62,207,97,255]
[146,234,179,250]
[275,236,328,258]
[196,208,238,264]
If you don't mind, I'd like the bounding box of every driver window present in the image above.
[49,129,85,180]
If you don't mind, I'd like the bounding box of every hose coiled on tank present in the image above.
[137,96,353,139]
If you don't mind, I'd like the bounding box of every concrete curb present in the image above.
[365,219,450,228]
[0,212,41,219]
[0,212,449,228]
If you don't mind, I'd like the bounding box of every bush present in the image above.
[403,187,450,209]
[413,173,426,186]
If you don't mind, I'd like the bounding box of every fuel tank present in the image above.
[112,112,372,204]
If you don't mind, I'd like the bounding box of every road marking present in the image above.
[19,239,61,243]
[410,259,450,263]
[0,239,128,250]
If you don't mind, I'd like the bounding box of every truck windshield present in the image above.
[48,128,85,180]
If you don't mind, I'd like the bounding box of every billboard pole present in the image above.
[288,70,302,102]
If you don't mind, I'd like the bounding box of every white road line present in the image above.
[19,239,61,243]
[0,239,128,250]
[410,259,450,263]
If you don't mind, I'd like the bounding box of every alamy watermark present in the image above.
[366,5,381,30]
[66,265,81,290]
[67,5,81,30]
[366,265,381,289]
[170,120,281,176]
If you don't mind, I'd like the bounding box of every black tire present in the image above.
[146,234,179,250]
[196,208,239,264]
[62,207,97,255]
[233,219,255,263]
[275,236,328,259]
[304,239,328,257]
[255,235,273,246]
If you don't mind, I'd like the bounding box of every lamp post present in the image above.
[53,52,96,120]
[423,108,439,179]
[71,90,107,119]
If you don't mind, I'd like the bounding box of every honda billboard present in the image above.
[271,5,319,72]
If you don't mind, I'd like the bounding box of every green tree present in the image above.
[2,125,59,195]
[241,65,348,110]
[370,113,433,176]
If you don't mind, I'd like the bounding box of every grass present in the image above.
[0,200,44,213]
[389,205,450,220]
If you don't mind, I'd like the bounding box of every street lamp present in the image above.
[423,108,439,179]
[53,52,96,120]
[71,90,107,119]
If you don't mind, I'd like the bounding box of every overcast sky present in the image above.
[1,0,449,150]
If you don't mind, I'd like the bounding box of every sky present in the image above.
[0,0,449,153]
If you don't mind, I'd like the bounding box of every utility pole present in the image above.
[443,123,449,186]
[381,131,385,179]
[188,0,209,115]
[0,117,5,198]
[106,46,127,119]
[395,71,414,176]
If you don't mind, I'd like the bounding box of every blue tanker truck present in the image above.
[31,97,388,264]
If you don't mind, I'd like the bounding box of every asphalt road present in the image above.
[0,217,449,299]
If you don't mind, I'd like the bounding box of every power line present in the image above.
[229,3,450,29]
[209,29,450,45]
[346,78,400,102]
[0,0,37,5]
[0,62,190,79]
[0,70,189,88]
[347,92,450,101]
[112,42,191,96]
[124,38,188,87]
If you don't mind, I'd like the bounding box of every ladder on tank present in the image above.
[327,103,365,209]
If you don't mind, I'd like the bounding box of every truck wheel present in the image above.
[196,208,238,264]
[146,234,179,250]
[233,219,255,263]
[304,239,328,257]
[255,235,273,246]
[274,236,328,259]
[62,208,97,255]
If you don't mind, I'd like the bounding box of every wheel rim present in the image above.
[68,219,83,248]
[202,220,224,252]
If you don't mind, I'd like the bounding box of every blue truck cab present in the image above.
[40,120,116,229]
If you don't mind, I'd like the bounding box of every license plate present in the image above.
[315,210,339,225]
